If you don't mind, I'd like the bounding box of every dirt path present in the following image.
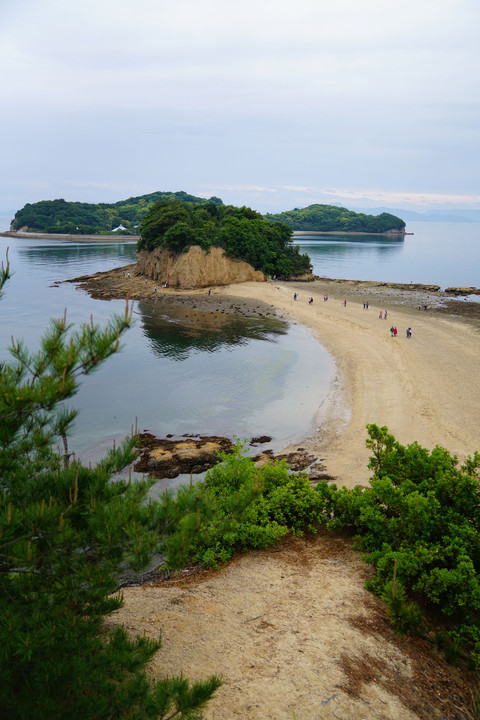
[113,534,474,719]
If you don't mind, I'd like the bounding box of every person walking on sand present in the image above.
[393,327,398,337]
[379,310,383,319]
[406,327,412,338]
[384,310,388,319]
[390,326,394,337]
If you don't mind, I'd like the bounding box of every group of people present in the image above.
[291,292,413,339]
[390,326,412,338]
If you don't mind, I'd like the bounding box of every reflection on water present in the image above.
[291,224,480,288]
[294,232,405,244]
[137,300,288,360]
[293,233,404,280]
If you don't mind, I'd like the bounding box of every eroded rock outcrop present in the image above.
[136,245,265,289]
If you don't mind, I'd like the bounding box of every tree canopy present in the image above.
[138,200,312,278]
[264,204,406,233]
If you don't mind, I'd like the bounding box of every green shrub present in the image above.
[171,444,326,568]
[318,424,480,666]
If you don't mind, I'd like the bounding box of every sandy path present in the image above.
[215,280,480,487]
[114,533,473,720]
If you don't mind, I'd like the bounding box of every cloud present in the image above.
[0,0,479,212]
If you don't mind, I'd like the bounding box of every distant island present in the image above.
[9,192,406,237]
[9,191,223,236]
[264,204,406,234]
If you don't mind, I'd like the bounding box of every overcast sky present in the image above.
[1,0,479,217]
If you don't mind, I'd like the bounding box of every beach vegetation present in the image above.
[169,443,325,568]
[317,424,480,667]
[138,200,312,278]
[264,204,406,233]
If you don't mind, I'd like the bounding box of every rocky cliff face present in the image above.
[136,245,265,288]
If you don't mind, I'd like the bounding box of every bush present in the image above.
[176,443,326,568]
[317,424,480,666]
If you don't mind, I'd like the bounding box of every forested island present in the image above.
[7,193,406,281]
[10,191,223,236]
[264,204,406,233]
[10,192,406,236]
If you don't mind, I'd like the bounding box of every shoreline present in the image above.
[72,266,480,489]
[225,279,480,487]
[2,229,404,241]
[0,231,138,243]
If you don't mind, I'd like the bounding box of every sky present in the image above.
[1,0,480,219]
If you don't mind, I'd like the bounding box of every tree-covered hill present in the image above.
[10,191,223,235]
[264,204,406,233]
[139,200,311,279]
[11,194,406,236]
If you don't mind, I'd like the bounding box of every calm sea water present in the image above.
[1,220,479,470]
[0,235,333,465]
[293,222,480,290]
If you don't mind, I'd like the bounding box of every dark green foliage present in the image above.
[11,191,223,235]
[0,268,221,718]
[172,444,325,568]
[317,424,480,666]
[138,201,312,278]
[264,204,406,233]
[380,565,426,636]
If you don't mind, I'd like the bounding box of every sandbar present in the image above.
[219,278,480,487]
[72,266,480,489]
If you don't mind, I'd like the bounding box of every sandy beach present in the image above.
[215,277,480,488]
[75,267,480,719]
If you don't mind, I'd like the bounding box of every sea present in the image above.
[296,221,480,290]
[0,230,333,476]
[1,218,479,482]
